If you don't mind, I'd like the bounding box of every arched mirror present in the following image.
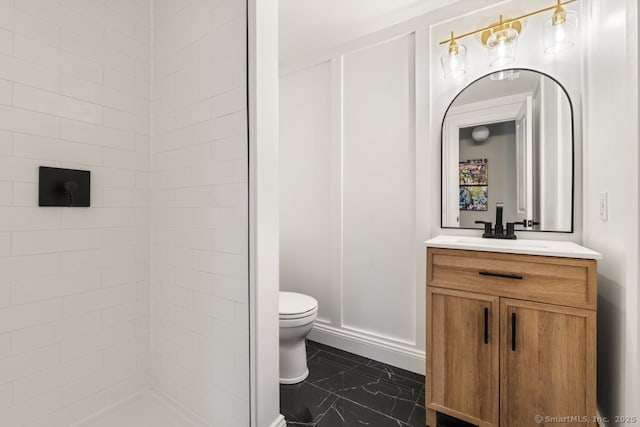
[441,68,574,232]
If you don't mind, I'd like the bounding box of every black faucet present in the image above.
[495,203,504,235]
[475,203,517,239]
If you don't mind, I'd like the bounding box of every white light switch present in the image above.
[599,192,608,221]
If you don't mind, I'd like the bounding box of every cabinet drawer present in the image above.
[427,248,597,310]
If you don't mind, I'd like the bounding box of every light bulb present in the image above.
[554,25,566,42]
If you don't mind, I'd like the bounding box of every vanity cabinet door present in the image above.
[500,299,596,427]
[426,287,499,427]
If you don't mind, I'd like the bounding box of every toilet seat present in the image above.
[279,292,318,319]
[280,307,318,320]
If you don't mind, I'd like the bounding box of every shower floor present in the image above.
[75,392,207,427]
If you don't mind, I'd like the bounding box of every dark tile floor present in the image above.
[280,340,478,427]
[279,340,424,426]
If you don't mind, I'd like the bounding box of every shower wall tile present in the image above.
[0,0,152,423]
[11,229,102,256]
[0,78,12,105]
[0,381,12,409]
[11,270,102,305]
[0,6,61,48]
[14,35,104,84]
[62,357,137,405]
[0,334,10,359]
[21,392,101,427]
[0,55,60,93]
[13,84,104,124]
[0,232,10,256]
[61,30,135,77]
[0,343,60,384]
[0,28,12,55]
[12,351,102,403]
[0,299,61,334]
[11,311,102,355]
[12,134,104,166]
[3,388,62,427]
[62,284,138,318]
[152,0,249,424]
[61,74,137,113]
[14,0,104,42]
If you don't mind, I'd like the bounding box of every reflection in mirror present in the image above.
[441,69,573,232]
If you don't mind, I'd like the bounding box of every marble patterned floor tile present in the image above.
[282,340,473,427]
[306,346,321,362]
[417,386,425,407]
[280,382,338,426]
[316,397,408,427]
[306,357,379,394]
[367,360,427,384]
[337,376,420,423]
[307,341,372,366]
[407,404,426,427]
[303,347,421,423]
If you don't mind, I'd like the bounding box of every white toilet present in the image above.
[279,291,318,384]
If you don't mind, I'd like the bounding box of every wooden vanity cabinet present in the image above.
[425,248,597,427]
[427,288,499,426]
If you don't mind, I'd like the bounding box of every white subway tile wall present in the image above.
[152,0,249,425]
[0,0,153,425]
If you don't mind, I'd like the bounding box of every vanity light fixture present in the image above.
[440,31,467,79]
[439,0,577,78]
[483,15,520,69]
[543,0,578,53]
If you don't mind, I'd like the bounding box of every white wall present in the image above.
[459,124,516,228]
[0,1,153,425]
[342,36,417,343]
[583,0,639,421]
[279,62,332,323]
[151,0,249,425]
[280,33,427,372]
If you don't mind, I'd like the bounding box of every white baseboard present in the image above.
[308,322,425,374]
[269,415,286,427]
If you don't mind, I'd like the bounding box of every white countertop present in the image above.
[425,235,602,260]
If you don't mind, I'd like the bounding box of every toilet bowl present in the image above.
[279,291,318,384]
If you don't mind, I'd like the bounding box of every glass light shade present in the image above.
[543,9,578,54]
[440,42,467,79]
[486,27,518,68]
[489,69,515,81]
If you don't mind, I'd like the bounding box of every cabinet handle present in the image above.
[484,307,489,344]
[479,271,523,280]
[511,312,517,351]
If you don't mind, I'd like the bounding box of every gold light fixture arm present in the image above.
[438,0,576,45]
